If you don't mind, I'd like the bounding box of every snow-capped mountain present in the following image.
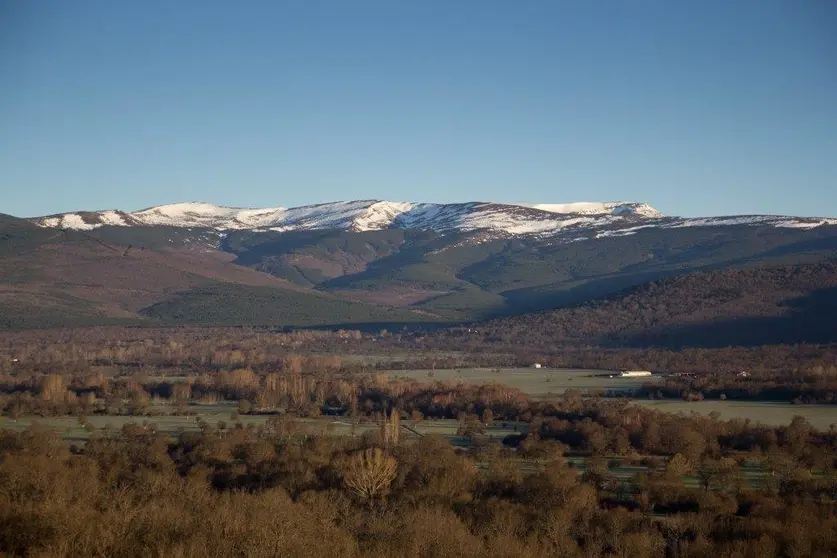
[28,199,837,237]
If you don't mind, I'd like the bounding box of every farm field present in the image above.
[385,367,659,396]
[0,403,521,446]
[387,367,837,429]
[340,351,468,365]
[636,399,837,430]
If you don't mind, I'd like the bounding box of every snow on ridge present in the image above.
[28,199,837,236]
[98,211,129,226]
[528,202,612,214]
[39,217,63,228]
[666,215,837,230]
[267,199,402,231]
[232,208,290,228]
[36,213,100,230]
[133,202,289,227]
[353,201,416,231]
[32,199,664,232]
[524,201,663,219]
[777,218,837,229]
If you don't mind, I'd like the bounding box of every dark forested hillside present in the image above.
[447,262,837,350]
[196,223,837,324]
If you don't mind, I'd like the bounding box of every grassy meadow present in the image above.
[636,399,837,431]
[0,402,521,447]
[385,366,659,397]
[387,367,837,429]
[3,367,833,453]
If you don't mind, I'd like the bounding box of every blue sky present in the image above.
[2,0,835,218]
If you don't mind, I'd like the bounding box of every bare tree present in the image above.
[342,448,398,500]
[381,408,400,446]
[665,453,692,481]
[39,374,66,402]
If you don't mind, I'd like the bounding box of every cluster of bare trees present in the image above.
[0,326,362,372]
[4,325,837,408]
[2,398,837,557]
[3,361,837,485]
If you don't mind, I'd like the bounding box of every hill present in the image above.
[218,223,837,320]
[0,226,429,329]
[446,262,837,350]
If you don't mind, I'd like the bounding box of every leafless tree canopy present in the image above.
[342,448,398,500]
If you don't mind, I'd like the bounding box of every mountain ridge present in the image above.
[27,199,837,238]
[4,199,837,331]
[29,199,661,233]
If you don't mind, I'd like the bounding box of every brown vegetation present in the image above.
[3,325,837,406]
[342,448,398,499]
[1,327,837,555]
[1,396,837,557]
[0,239,304,316]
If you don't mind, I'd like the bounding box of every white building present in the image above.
[619,370,652,377]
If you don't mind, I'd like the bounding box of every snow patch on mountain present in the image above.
[524,201,663,219]
[666,216,837,230]
[132,202,288,228]
[98,211,129,226]
[777,218,837,229]
[353,201,416,231]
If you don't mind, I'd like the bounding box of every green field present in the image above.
[386,367,659,397]
[636,399,837,430]
[0,403,521,447]
[387,367,837,429]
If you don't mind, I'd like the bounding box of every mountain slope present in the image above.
[0,226,433,329]
[446,262,837,350]
[216,222,837,319]
[140,283,427,327]
[5,200,837,330]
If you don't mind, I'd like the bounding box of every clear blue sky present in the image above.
[2,0,835,218]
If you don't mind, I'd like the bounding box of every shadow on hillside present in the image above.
[686,234,837,274]
[500,269,692,314]
[500,234,837,317]
[620,286,837,349]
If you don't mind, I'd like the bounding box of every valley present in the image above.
[2,313,836,557]
[3,201,837,557]
[7,1,837,553]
